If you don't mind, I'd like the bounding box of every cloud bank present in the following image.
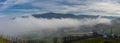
[0,16,111,39]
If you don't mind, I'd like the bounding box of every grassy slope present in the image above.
[0,36,9,43]
[70,37,120,43]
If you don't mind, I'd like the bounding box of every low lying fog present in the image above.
[0,16,111,39]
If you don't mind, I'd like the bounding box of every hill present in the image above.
[0,36,9,43]
[70,37,120,43]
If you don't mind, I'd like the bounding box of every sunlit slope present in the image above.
[0,36,9,43]
[70,37,120,43]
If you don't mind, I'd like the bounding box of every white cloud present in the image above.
[7,9,40,12]
[29,0,120,16]
[0,0,33,10]
[56,1,120,16]
[0,16,111,36]
[1,0,120,16]
[0,15,6,18]
[89,2,120,14]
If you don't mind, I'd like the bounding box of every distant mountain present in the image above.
[11,12,120,19]
[32,12,99,19]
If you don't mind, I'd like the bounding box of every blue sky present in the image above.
[0,0,120,17]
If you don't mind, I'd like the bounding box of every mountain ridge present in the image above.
[11,12,120,20]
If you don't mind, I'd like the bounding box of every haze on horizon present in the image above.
[0,0,120,39]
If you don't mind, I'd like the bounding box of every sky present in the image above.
[0,0,114,37]
[0,0,120,17]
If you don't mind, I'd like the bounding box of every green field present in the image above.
[0,36,9,43]
[70,37,120,43]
